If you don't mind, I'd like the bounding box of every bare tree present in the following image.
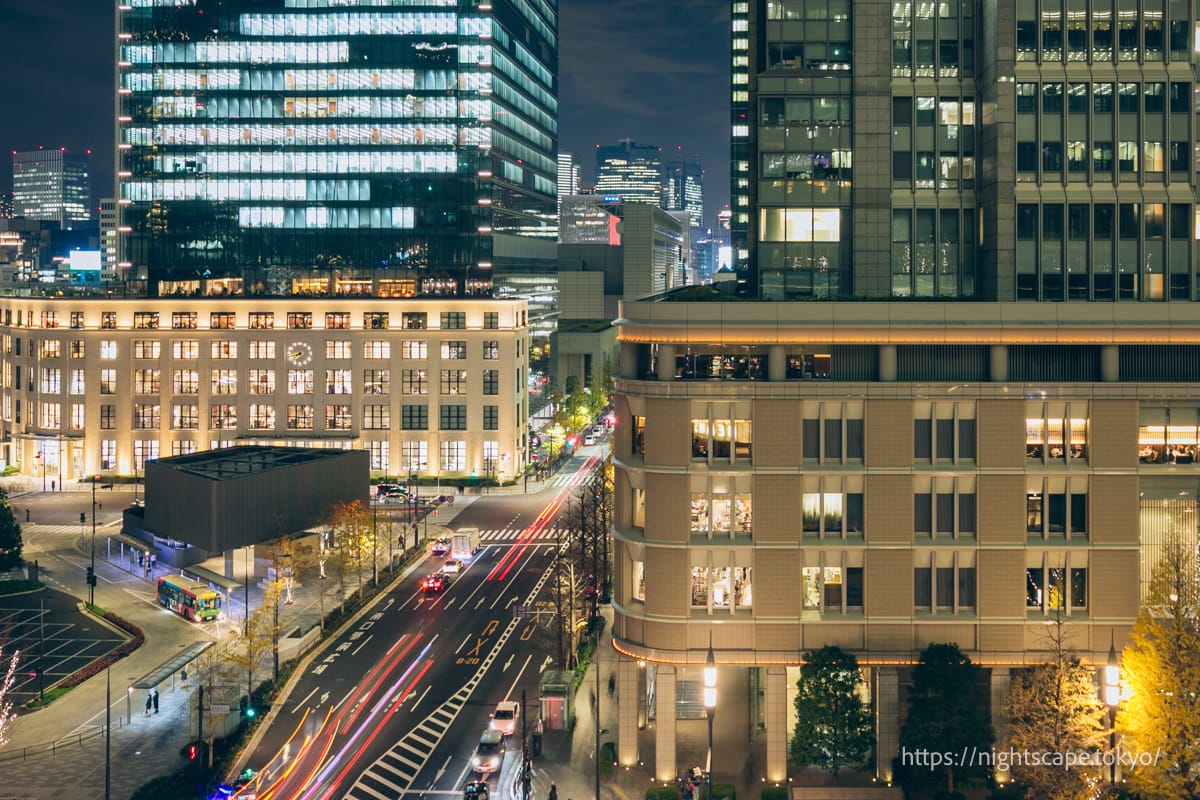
[0,641,18,748]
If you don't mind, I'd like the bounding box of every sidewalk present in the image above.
[0,495,478,800]
[528,606,770,800]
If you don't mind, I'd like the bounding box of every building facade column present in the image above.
[878,344,897,381]
[990,344,1008,382]
[617,656,640,767]
[655,665,677,781]
[875,667,899,784]
[990,667,1011,784]
[224,549,235,579]
[768,345,787,381]
[620,341,640,380]
[1100,344,1119,382]
[765,666,788,782]
[656,344,676,382]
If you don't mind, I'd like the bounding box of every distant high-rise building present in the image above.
[0,193,12,219]
[116,0,558,296]
[557,152,581,219]
[11,149,91,229]
[99,198,118,275]
[594,140,663,206]
[662,150,704,231]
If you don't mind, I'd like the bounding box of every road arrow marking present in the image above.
[539,656,553,674]
[435,755,453,783]
[475,597,486,609]
[503,655,514,671]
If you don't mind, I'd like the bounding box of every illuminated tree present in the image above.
[328,500,373,600]
[272,534,316,606]
[790,646,873,777]
[1006,616,1109,800]
[0,642,18,748]
[1117,529,1200,800]
[227,580,280,700]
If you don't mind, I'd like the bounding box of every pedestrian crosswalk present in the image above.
[478,527,565,543]
[23,523,91,536]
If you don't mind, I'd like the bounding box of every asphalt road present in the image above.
[240,450,604,800]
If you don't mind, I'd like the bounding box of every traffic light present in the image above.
[188,743,198,761]
[85,567,96,587]
[80,512,86,524]
[240,695,256,719]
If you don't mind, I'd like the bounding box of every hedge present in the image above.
[646,787,681,800]
[761,787,788,800]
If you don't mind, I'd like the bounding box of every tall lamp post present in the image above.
[1104,637,1120,784]
[90,476,98,606]
[704,637,717,800]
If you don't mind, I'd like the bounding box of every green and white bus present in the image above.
[156,575,222,621]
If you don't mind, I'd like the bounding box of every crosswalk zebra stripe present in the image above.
[351,780,393,800]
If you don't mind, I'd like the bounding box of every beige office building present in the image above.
[0,297,529,486]
[607,297,1200,783]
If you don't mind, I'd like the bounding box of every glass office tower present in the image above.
[12,149,92,229]
[116,0,557,297]
[594,140,664,207]
[733,0,1198,302]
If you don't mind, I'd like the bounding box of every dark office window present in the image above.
[846,568,863,607]
[935,419,954,459]
[1071,493,1087,533]
[1048,493,1067,532]
[1017,205,1039,239]
[802,419,820,459]
[914,567,932,607]
[958,568,976,607]
[936,567,954,607]
[936,493,955,533]
[846,494,863,534]
[914,419,932,459]
[846,419,864,459]
[824,419,843,459]
[914,494,932,533]
[959,493,976,533]
[958,419,976,459]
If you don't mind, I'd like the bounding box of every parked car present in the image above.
[472,730,505,773]
[489,700,521,736]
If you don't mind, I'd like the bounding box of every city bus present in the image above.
[156,575,222,621]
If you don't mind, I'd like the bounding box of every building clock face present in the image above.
[287,341,313,366]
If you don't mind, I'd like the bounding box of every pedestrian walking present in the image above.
[144,693,152,716]
[549,785,557,800]
[151,687,159,714]
[608,672,615,697]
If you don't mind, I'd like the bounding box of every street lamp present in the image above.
[90,475,98,606]
[1105,636,1120,784]
[704,636,717,800]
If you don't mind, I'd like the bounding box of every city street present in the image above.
[234,449,604,799]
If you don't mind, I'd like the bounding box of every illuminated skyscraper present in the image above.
[662,150,703,230]
[11,148,92,229]
[116,0,558,297]
[594,139,663,206]
[557,151,581,220]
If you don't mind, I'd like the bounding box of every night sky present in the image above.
[0,0,730,228]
